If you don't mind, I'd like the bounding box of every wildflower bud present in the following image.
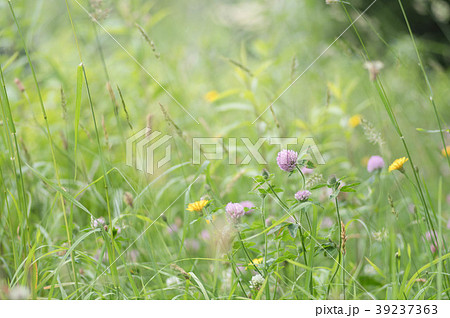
[200,195,211,201]
[262,168,270,180]
[14,78,25,92]
[112,226,121,237]
[340,221,347,255]
[364,61,384,81]
[327,175,337,187]
[388,195,397,217]
[91,216,105,229]
[161,215,168,223]
[123,192,134,208]
[103,225,108,232]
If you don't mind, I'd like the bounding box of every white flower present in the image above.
[364,61,384,81]
[8,286,30,300]
[249,274,265,291]
[166,276,181,287]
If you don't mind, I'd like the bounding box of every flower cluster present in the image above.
[276,149,298,172]
[91,216,105,229]
[225,202,245,220]
[295,190,311,202]
[249,274,265,291]
[367,155,384,172]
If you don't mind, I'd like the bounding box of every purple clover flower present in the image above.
[321,217,333,228]
[240,201,256,214]
[425,231,440,254]
[425,231,438,243]
[225,202,245,220]
[430,244,437,254]
[301,167,314,175]
[367,155,385,172]
[295,190,311,202]
[91,216,105,229]
[276,150,298,172]
[185,239,200,251]
[200,230,210,240]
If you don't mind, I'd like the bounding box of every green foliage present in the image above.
[0,0,449,300]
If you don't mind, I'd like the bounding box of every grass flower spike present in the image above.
[389,157,409,172]
[186,200,210,212]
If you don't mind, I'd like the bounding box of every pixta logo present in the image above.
[126,129,325,174]
[126,128,172,174]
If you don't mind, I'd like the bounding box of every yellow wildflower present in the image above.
[361,156,369,167]
[186,200,210,212]
[204,90,219,102]
[441,146,450,157]
[388,157,408,172]
[205,215,216,224]
[248,257,263,267]
[348,115,362,128]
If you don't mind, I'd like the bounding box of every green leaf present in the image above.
[253,176,265,183]
[311,183,327,190]
[416,128,450,134]
[287,223,299,238]
[25,163,93,217]
[74,64,83,157]
[189,272,209,300]
[340,186,356,192]
[365,257,386,279]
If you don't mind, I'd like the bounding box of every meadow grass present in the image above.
[0,0,449,300]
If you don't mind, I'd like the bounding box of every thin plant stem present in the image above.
[260,195,270,299]
[327,197,342,299]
